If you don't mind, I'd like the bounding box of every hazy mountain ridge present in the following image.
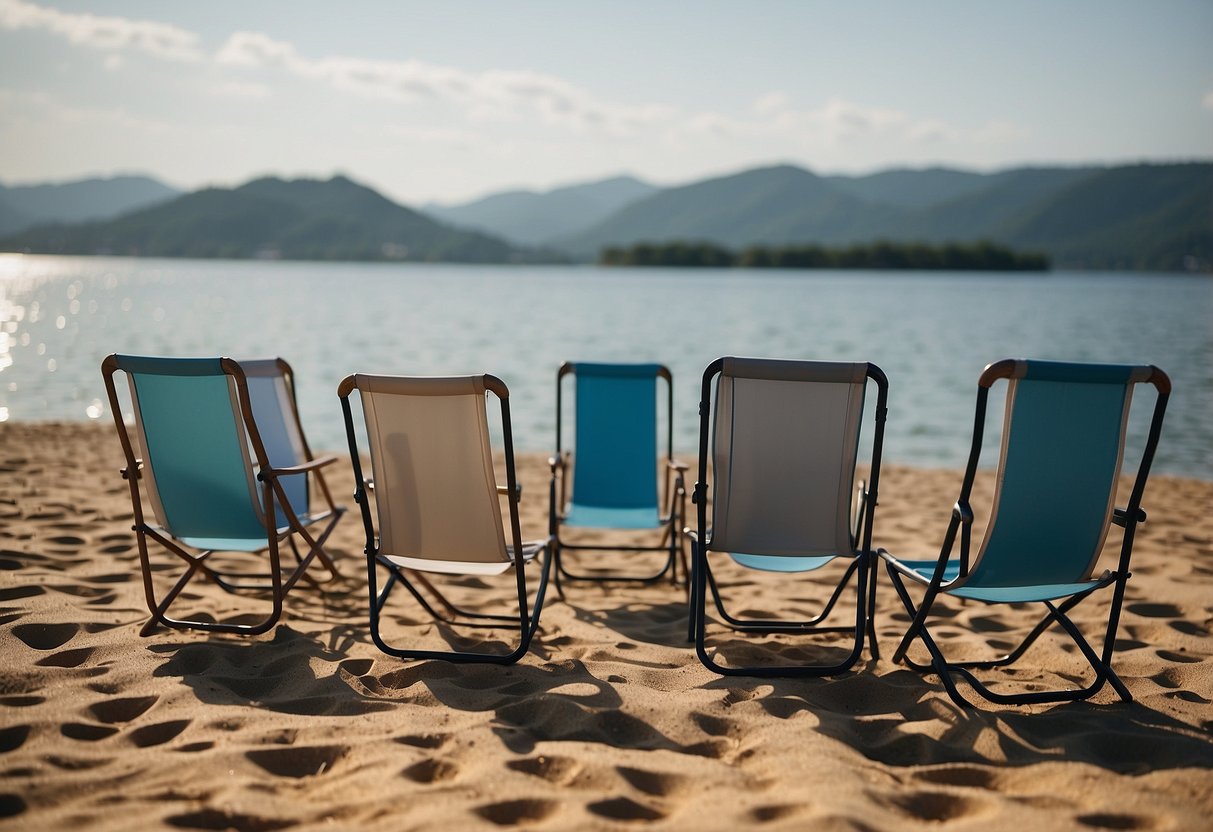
[422,175,657,245]
[0,174,180,235]
[1,162,1208,270]
[561,161,1212,270]
[0,175,557,263]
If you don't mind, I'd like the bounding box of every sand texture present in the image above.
[1,422,1211,830]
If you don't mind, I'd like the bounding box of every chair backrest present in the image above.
[344,374,512,567]
[105,355,268,541]
[239,358,309,525]
[708,357,876,558]
[559,362,669,510]
[966,360,1163,588]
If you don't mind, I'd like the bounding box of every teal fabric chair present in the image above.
[880,359,1170,707]
[550,362,687,592]
[101,355,344,636]
[688,357,889,677]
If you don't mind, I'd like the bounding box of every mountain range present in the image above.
[0,175,180,236]
[0,175,556,263]
[0,162,1209,270]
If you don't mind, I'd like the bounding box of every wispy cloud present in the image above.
[0,0,203,62]
[215,30,671,133]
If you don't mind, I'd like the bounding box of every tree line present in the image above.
[599,240,1050,270]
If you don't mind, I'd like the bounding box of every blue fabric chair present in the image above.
[101,355,344,636]
[688,357,889,677]
[550,362,687,592]
[880,359,1170,707]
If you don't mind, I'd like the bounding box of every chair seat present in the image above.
[176,511,332,553]
[383,540,548,576]
[563,503,662,530]
[726,552,845,573]
[887,556,1107,603]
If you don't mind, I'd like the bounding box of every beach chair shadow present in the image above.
[338,373,552,665]
[688,357,889,677]
[879,358,1170,708]
[101,355,345,637]
[550,362,688,594]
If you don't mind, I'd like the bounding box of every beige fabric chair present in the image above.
[338,373,552,664]
[689,357,888,677]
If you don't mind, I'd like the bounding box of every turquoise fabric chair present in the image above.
[880,358,1170,707]
[101,355,344,636]
[688,357,889,677]
[550,362,687,592]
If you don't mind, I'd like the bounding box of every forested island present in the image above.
[599,240,1050,271]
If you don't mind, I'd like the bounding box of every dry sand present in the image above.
[2,422,1211,830]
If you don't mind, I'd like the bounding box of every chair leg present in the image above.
[693,549,867,678]
[367,549,551,665]
[886,563,1132,707]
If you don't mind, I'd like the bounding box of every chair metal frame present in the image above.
[550,361,687,593]
[339,373,552,665]
[102,355,345,637]
[881,358,1170,708]
[689,357,889,677]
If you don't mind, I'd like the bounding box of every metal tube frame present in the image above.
[688,358,889,677]
[339,374,552,665]
[881,360,1170,707]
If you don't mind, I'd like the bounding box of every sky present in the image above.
[1,0,1211,207]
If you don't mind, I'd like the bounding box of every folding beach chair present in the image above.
[880,359,1170,708]
[101,355,345,636]
[688,357,888,677]
[550,362,687,592]
[338,373,552,664]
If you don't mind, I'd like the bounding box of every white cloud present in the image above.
[211,80,271,100]
[214,31,670,134]
[0,0,203,62]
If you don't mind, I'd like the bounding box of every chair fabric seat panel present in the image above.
[571,365,659,511]
[564,503,662,529]
[967,378,1127,587]
[384,540,545,576]
[727,553,841,573]
[132,371,267,542]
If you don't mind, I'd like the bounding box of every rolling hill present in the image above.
[0,175,554,263]
[423,175,657,245]
[0,174,180,236]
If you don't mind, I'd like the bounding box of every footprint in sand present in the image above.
[88,695,158,724]
[507,755,582,785]
[128,720,190,748]
[884,790,992,823]
[914,765,999,789]
[13,622,79,650]
[245,745,348,778]
[61,723,119,741]
[586,797,665,822]
[0,794,26,820]
[0,725,31,752]
[35,647,95,668]
[749,804,806,823]
[1076,812,1160,830]
[395,732,449,750]
[0,586,45,603]
[617,766,687,797]
[474,799,559,826]
[691,711,735,737]
[164,809,292,831]
[401,758,459,783]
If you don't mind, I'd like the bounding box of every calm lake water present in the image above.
[1,255,1209,479]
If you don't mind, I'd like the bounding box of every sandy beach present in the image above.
[2,421,1211,830]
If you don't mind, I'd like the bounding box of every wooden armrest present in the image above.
[259,454,339,479]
